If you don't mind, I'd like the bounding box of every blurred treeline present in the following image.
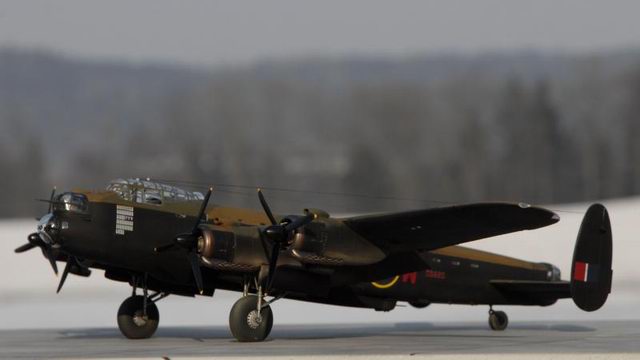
[1,49,640,217]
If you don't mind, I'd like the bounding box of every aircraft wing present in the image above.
[331,203,559,285]
[342,203,560,254]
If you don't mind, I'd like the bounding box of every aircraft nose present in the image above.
[37,213,61,246]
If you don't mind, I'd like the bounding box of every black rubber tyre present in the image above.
[409,300,431,309]
[488,310,508,331]
[265,307,274,336]
[229,296,273,342]
[117,295,159,339]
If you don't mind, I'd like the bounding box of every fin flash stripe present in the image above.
[574,261,599,282]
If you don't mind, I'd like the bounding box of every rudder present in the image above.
[570,203,613,312]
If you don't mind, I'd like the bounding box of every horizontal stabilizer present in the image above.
[490,280,570,304]
[570,203,613,312]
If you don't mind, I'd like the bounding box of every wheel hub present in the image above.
[133,311,148,327]
[246,310,263,329]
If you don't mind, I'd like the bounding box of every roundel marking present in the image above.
[371,275,400,289]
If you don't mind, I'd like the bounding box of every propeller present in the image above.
[57,258,75,293]
[16,186,94,292]
[258,189,278,225]
[15,233,59,275]
[45,244,59,275]
[16,187,62,276]
[56,256,90,293]
[257,189,315,289]
[155,187,213,294]
[14,242,36,253]
[15,187,61,277]
[33,187,60,211]
[48,186,57,213]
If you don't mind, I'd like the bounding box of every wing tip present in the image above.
[525,205,560,228]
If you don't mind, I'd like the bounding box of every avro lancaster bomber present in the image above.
[15,178,613,341]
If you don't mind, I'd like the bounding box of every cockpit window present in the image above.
[55,193,89,214]
[106,178,204,205]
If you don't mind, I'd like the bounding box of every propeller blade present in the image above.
[14,243,36,253]
[191,188,213,234]
[36,199,64,206]
[175,233,199,249]
[258,189,278,225]
[283,213,316,233]
[56,259,73,293]
[45,248,58,275]
[266,243,280,289]
[154,243,176,253]
[48,186,56,213]
[187,250,204,294]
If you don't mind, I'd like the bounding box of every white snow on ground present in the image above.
[0,198,637,329]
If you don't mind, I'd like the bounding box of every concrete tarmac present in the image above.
[1,320,638,359]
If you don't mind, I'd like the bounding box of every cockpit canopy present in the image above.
[54,192,90,214]
[106,178,204,205]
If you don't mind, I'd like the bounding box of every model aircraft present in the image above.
[15,178,613,342]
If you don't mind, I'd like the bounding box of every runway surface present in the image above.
[1,320,638,359]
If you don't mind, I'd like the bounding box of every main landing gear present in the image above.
[117,275,169,339]
[488,306,508,331]
[116,274,282,342]
[228,276,283,342]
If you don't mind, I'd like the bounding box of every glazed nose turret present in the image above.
[37,213,61,246]
[14,187,64,275]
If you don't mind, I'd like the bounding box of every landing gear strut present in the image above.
[117,274,167,339]
[229,278,276,342]
[488,306,508,331]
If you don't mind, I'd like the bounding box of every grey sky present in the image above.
[1,0,639,67]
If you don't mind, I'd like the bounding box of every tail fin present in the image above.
[570,203,613,311]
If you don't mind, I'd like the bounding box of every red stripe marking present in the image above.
[425,270,446,280]
[574,261,587,282]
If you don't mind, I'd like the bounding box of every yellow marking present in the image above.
[371,275,400,289]
[431,246,547,271]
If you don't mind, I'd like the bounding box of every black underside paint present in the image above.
[353,252,555,306]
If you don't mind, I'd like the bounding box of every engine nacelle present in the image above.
[289,219,385,266]
[197,226,265,272]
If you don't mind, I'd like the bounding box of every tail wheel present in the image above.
[229,295,273,342]
[488,310,508,331]
[117,295,159,339]
[409,300,431,309]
